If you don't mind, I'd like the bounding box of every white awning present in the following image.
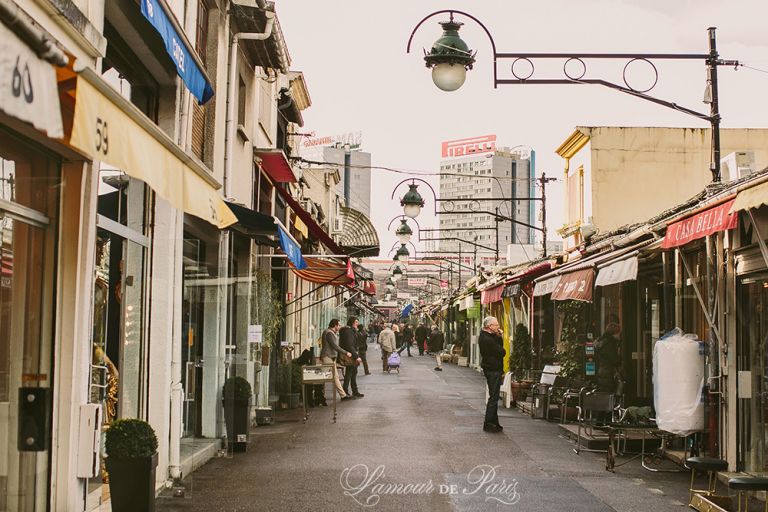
[595,256,639,287]
[70,68,236,228]
[0,21,63,138]
[533,275,561,297]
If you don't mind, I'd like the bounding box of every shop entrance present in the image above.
[0,131,60,511]
[737,272,768,472]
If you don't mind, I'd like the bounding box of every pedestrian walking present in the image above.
[320,319,350,399]
[415,322,429,356]
[429,325,445,371]
[397,322,414,356]
[401,323,413,354]
[339,317,364,399]
[479,316,505,433]
[357,324,371,375]
[378,323,397,372]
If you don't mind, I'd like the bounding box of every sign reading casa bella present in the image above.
[441,134,496,158]
[661,199,739,249]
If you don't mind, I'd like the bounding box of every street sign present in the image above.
[407,278,427,286]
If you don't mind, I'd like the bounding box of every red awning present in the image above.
[363,281,377,296]
[255,149,297,183]
[505,262,553,285]
[662,198,738,249]
[289,258,353,286]
[275,186,343,254]
[481,283,505,305]
[551,268,595,302]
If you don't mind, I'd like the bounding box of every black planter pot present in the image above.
[105,452,158,512]
[223,398,251,452]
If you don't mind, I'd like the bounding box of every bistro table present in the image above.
[605,425,688,473]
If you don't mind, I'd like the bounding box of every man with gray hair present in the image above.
[378,323,397,372]
[479,316,505,433]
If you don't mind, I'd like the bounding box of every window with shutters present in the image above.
[190,0,210,161]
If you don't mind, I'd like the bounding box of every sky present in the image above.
[276,0,768,261]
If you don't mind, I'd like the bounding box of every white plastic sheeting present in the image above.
[653,328,705,435]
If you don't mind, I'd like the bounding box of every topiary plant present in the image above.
[223,376,252,402]
[510,323,532,378]
[105,418,158,459]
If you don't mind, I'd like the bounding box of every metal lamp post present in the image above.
[408,10,740,183]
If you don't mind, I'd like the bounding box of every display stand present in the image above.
[301,364,337,423]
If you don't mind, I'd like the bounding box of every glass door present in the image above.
[737,273,768,472]
[0,130,59,512]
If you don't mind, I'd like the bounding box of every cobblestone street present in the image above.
[157,345,695,512]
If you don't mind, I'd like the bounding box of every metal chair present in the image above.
[573,391,616,454]
[559,379,589,425]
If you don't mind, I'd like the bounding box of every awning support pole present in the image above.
[680,253,725,348]
[285,270,348,307]
[746,208,768,269]
[284,287,348,318]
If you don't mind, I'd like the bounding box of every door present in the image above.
[0,131,59,512]
[737,273,768,472]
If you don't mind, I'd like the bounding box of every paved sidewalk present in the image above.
[157,345,700,511]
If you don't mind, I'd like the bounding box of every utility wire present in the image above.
[739,63,768,75]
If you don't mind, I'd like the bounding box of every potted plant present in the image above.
[223,376,252,452]
[509,323,533,403]
[104,418,159,512]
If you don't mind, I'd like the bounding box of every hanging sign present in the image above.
[661,199,739,249]
[140,0,213,104]
[407,278,427,286]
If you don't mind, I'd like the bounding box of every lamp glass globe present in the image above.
[431,63,467,92]
[403,203,422,219]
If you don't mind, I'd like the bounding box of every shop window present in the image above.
[238,76,246,127]
[681,249,709,340]
[257,172,273,216]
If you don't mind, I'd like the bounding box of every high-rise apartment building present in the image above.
[436,135,536,264]
[321,145,372,217]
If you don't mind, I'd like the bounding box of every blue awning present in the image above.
[278,225,307,270]
[140,0,214,104]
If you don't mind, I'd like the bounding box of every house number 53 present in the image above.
[95,117,109,156]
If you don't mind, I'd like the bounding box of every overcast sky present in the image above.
[277,0,768,261]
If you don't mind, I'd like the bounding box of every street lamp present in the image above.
[395,243,410,264]
[407,10,741,182]
[395,218,414,244]
[400,183,425,218]
[391,265,404,282]
[423,14,476,92]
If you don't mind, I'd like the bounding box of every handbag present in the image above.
[338,352,356,367]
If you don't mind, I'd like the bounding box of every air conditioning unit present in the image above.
[722,151,755,181]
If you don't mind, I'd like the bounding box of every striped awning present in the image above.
[289,258,353,286]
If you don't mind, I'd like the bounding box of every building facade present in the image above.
[437,138,536,265]
[0,1,379,511]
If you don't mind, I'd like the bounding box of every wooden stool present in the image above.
[686,457,728,503]
[728,476,768,512]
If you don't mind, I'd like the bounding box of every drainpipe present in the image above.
[168,207,185,481]
[219,4,275,438]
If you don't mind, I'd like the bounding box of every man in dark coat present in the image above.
[479,316,505,433]
[398,323,414,357]
[339,317,364,399]
[429,326,445,371]
[415,323,429,356]
[357,324,371,375]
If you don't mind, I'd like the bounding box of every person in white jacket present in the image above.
[378,324,398,372]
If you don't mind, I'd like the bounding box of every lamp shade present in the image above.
[423,19,475,92]
[395,219,413,244]
[395,244,410,264]
[400,183,425,219]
